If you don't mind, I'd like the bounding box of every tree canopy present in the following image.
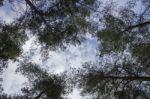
[0,0,150,99]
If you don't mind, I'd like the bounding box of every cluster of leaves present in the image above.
[0,24,27,60]
[21,0,96,49]
[75,62,150,99]
[16,62,70,99]
[0,0,3,6]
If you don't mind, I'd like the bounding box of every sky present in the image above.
[0,0,141,98]
[1,30,132,98]
[1,32,99,98]
[0,2,99,97]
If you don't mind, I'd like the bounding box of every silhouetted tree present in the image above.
[0,0,96,96]
[74,0,150,99]
[0,0,150,99]
[16,62,71,99]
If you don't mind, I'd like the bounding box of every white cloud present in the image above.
[67,89,83,99]
[0,0,26,23]
[2,61,27,94]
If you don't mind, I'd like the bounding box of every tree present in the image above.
[16,62,71,99]
[0,0,96,96]
[74,0,150,98]
[75,62,150,99]
[0,0,150,99]
[19,0,97,48]
[0,23,27,93]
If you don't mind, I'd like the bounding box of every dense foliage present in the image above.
[0,0,150,99]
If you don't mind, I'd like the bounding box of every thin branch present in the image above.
[34,90,46,99]
[122,20,150,32]
[138,4,150,22]
[78,2,103,14]
[98,75,150,81]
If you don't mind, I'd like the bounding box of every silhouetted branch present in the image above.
[123,20,150,32]
[34,90,46,99]
[25,0,50,27]
[97,75,150,81]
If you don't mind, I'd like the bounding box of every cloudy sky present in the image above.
[2,34,99,98]
[0,1,99,97]
[0,0,139,98]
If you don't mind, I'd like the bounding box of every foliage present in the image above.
[0,0,150,99]
[0,0,3,6]
[76,64,150,99]
[20,0,96,49]
[16,62,70,99]
[0,24,27,60]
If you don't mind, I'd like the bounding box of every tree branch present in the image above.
[100,76,150,81]
[25,0,50,27]
[34,90,46,99]
[123,20,150,32]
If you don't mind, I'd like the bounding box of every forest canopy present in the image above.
[0,0,150,99]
